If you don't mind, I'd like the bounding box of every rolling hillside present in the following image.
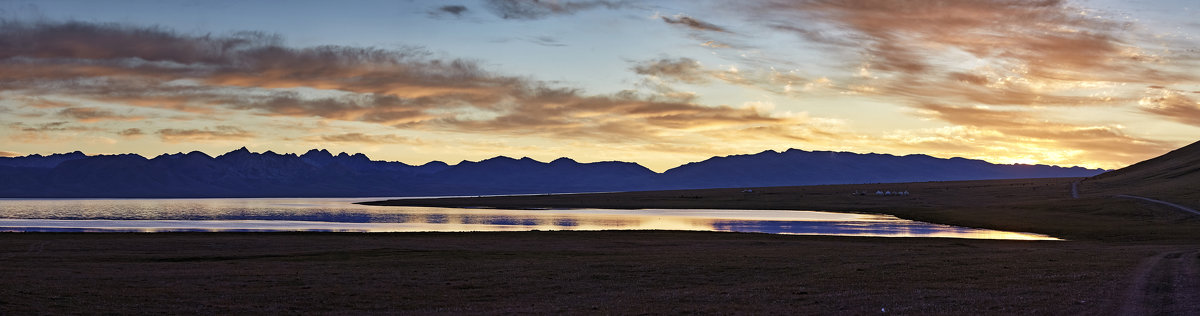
[1083,139,1200,208]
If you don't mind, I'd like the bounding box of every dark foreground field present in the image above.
[1,231,1190,315]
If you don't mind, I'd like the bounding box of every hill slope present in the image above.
[1084,139,1200,208]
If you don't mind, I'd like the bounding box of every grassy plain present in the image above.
[0,232,1169,314]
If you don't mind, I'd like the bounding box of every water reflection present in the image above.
[0,198,1058,240]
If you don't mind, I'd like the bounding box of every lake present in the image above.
[0,198,1058,240]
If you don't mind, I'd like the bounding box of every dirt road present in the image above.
[1118,250,1200,315]
[1116,195,1200,216]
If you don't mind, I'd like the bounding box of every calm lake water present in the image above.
[0,198,1057,240]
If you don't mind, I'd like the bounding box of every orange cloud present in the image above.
[4,121,101,144]
[18,97,73,109]
[0,20,831,147]
[57,107,145,122]
[309,133,423,145]
[631,57,815,98]
[754,0,1183,78]
[915,104,1173,165]
[705,0,1199,168]
[157,126,254,143]
[746,0,1197,95]
[1140,87,1200,127]
[116,128,144,137]
[9,121,95,133]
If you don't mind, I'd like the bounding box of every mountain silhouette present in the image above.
[1083,139,1200,208]
[0,147,1105,198]
[658,149,1102,189]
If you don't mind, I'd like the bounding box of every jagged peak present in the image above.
[300,149,334,161]
[217,147,253,159]
[93,153,148,159]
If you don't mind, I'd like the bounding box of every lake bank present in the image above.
[0,231,1173,314]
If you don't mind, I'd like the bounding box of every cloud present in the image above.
[433,86,797,142]
[483,0,624,20]
[701,40,730,48]
[0,20,829,148]
[524,35,566,47]
[915,103,1174,164]
[748,0,1195,87]
[57,107,144,122]
[116,128,144,137]
[1139,87,1200,127]
[0,151,19,157]
[227,91,437,125]
[9,121,93,133]
[630,57,817,97]
[708,0,1200,167]
[19,97,73,108]
[157,126,253,142]
[309,133,422,144]
[0,21,499,100]
[632,58,708,84]
[660,14,728,33]
[5,121,99,143]
[434,5,468,17]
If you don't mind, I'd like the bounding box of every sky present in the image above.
[0,0,1197,171]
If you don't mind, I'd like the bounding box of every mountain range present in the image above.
[0,147,1105,198]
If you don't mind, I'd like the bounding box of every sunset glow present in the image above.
[1,0,1197,171]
